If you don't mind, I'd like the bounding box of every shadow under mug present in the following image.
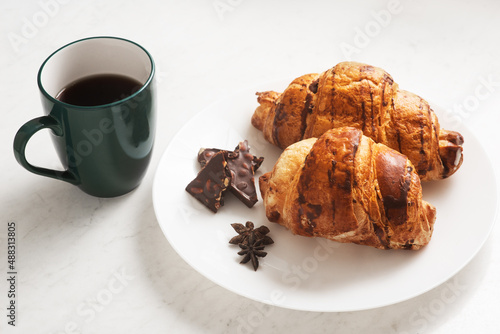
[13,36,156,197]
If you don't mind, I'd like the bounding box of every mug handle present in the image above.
[13,116,79,185]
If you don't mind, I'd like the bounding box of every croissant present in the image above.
[252,61,463,181]
[259,127,436,250]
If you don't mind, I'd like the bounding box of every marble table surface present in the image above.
[1,1,499,333]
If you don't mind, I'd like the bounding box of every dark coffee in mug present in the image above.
[13,37,156,198]
[56,74,143,106]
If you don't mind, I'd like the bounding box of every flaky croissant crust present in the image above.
[252,61,464,181]
[259,127,436,250]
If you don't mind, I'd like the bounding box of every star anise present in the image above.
[237,233,268,271]
[229,221,274,246]
[229,221,274,271]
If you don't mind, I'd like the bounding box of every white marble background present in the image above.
[1,0,499,333]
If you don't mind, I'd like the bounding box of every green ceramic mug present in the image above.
[13,37,156,197]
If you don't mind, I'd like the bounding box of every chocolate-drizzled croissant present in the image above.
[259,127,436,250]
[252,61,463,181]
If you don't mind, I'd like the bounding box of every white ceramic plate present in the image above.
[152,82,498,312]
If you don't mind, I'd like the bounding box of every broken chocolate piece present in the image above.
[227,140,259,208]
[185,151,231,213]
[198,146,264,171]
[197,141,263,208]
[251,154,264,171]
[190,140,264,211]
[197,148,221,168]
